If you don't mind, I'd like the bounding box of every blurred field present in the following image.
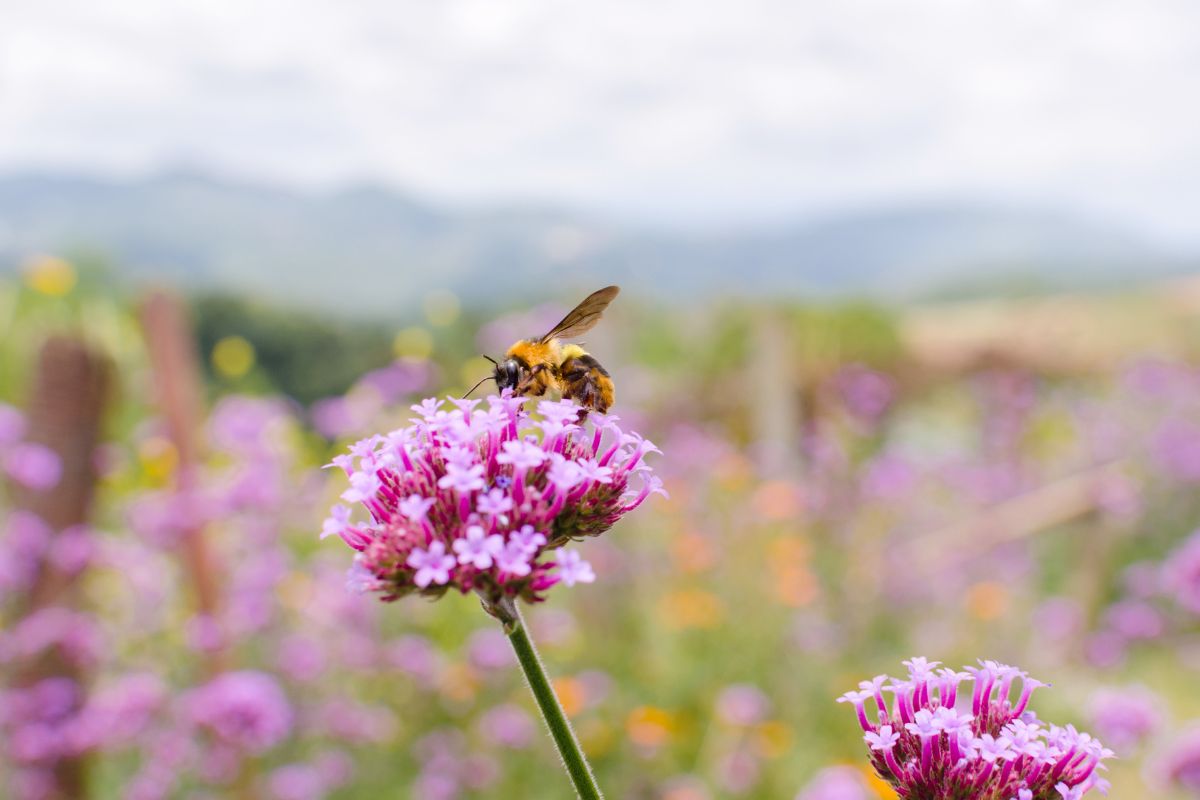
[3,258,1200,798]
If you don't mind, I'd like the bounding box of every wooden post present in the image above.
[138,290,226,676]
[9,336,111,800]
[749,311,801,477]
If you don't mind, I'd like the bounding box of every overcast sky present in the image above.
[2,0,1199,244]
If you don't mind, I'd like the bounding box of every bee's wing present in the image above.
[539,285,620,343]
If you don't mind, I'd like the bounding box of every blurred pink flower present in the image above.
[1153,725,1200,793]
[1165,530,1200,615]
[1103,600,1165,640]
[1088,686,1162,753]
[1084,631,1128,669]
[716,684,771,727]
[796,765,870,800]
[477,703,536,749]
[1154,419,1200,483]
[466,627,513,671]
[834,365,895,425]
[0,403,26,445]
[68,672,167,752]
[269,763,325,800]
[186,671,292,753]
[4,443,62,490]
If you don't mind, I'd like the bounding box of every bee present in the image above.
[470,286,620,412]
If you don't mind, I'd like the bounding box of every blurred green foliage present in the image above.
[192,294,396,404]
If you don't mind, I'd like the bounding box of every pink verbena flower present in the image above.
[840,658,1114,800]
[322,394,664,603]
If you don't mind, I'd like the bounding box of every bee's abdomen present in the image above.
[559,353,614,413]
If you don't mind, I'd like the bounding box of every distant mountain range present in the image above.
[0,171,1190,314]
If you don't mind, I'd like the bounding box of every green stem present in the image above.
[484,595,604,800]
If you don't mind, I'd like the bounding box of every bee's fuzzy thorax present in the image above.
[558,343,587,362]
[506,339,560,368]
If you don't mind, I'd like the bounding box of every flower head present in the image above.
[841,658,1111,800]
[323,395,662,603]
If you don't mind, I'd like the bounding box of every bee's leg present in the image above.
[560,355,614,413]
[516,363,550,397]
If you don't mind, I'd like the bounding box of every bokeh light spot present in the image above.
[393,326,433,360]
[967,581,1009,621]
[212,335,256,378]
[23,255,77,296]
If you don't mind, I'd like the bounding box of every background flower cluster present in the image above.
[5,271,1200,798]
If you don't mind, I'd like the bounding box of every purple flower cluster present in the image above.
[1165,529,1200,615]
[1156,726,1200,793]
[840,658,1113,799]
[185,671,294,753]
[0,403,61,491]
[322,394,664,603]
[1086,686,1161,752]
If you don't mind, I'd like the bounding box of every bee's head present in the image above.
[494,358,522,391]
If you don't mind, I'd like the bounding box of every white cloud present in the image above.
[1,0,1198,244]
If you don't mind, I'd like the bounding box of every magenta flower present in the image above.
[322,394,663,604]
[841,658,1113,799]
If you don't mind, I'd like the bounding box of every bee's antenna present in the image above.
[481,354,498,365]
[463,375,495,398]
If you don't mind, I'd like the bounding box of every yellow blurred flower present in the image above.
[423,290,461,327]
[137,436,178,482]
[212,335,255,378]
[659,589,725,629]
[393,326,433,359]
[625,706,675,749]
[754,720,794,758]
[576,718,615,757]
[23,255,77,296]
[861,764,899,798]
[967,581,1008,621]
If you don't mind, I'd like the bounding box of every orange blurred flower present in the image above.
[659,589,725,629]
